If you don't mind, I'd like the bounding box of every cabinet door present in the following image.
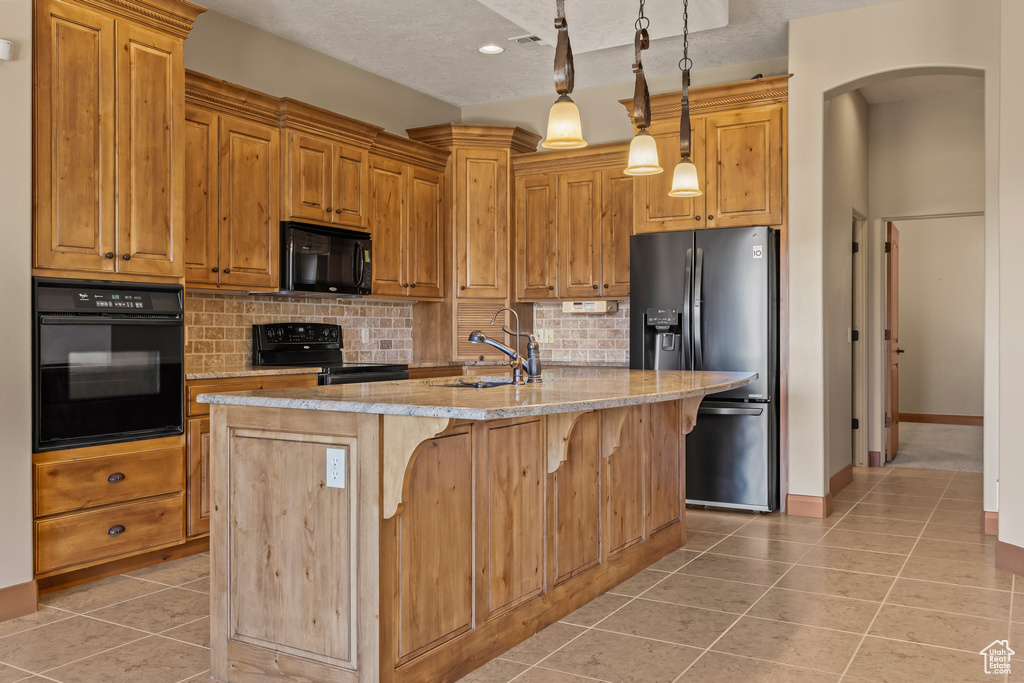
[34,0,116,273]
[286,133,334,223]
[704,106,784,228]
[369,158,407,297]
[557,170,603,299]
[456,149,509,298]
[115,22,183,277]
[515,174,558,300]
[601,169,634,298]
[333,145,370,229]
[187,418,211,537]
[183,107,220,286]
[218,116,280,290]
[407,167,444,299]
[634,120,706,233]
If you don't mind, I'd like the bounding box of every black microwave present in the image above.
[280,221,372,296]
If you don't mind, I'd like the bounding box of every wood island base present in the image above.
[208,396,701,683]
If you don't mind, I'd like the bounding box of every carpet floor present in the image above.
[890,422,983,473]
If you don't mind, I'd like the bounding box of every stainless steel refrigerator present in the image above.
[629,227,779,511]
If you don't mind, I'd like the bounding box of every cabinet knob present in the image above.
[460,286,466,291]
[695,215,702,221]
[335,209,342,214]
[603,284,609,289]
[223,268,230,274]
[402,283,408,288]
[107,472,125,483]
[479,355,484,361]
[548,286,554,291]
[104,252,114,259]
[592,284,598,289]
[410,283,416,288]
[211,267,219,273]
[325,207,332,213]
[122,253,131,261]
[708,215,714,220]
[107,524,126,536]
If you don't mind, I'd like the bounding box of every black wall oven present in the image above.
[33,278,185,452]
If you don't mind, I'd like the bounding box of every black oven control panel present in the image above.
[72,290,153,310]
[255,323,341,347]
[34,278,183,317]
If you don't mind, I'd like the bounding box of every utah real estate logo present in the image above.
[980,640,1014,675]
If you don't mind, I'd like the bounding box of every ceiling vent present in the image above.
[512,34,544,45]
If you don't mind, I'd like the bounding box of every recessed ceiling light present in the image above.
[479,44,504,54]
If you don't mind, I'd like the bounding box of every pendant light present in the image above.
[669,0,702,197]
[624,0,662,175]
[542,0,587,149]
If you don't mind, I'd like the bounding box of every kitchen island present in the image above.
[199,367,755,683]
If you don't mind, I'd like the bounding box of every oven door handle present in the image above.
[40,317,182,326]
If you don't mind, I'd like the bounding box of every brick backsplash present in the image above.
[532,302,630,365]
[184,291,414,371]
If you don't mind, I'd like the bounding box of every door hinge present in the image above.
[852,241,860,253]
[885,329,891,341]
[885,241,891,253]
[851,330,860,342]
[852,418,860,430]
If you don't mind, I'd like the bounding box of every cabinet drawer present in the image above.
[36,494,184,574]
[35,447,184,517]
[187,375,318,417]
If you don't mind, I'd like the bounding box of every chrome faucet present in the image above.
[468,308,543,384]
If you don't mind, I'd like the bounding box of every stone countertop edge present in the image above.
[185,366,323,381]
[197,370,757,420]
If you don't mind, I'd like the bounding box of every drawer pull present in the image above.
[107,524,126,536]
[107,472,125,483]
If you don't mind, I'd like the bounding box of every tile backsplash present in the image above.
[532,302,629,365]
[184,291,413,371]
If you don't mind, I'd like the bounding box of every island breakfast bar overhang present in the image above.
[199,368,757,683]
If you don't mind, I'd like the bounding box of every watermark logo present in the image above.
[980,640,1014,675]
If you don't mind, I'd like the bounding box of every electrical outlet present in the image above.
[326,448,345,489]
[544,329,555,343]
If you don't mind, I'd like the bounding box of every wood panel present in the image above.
[479,418,545,617]
[456,149,508,298]
[603,406,646,556]
[634,122,707,233]
[334,145,369,229]
[183,106,219,285]
[36,494,184,574]
[186,418,211,537]
[186,374,318,418]
[557,170,602,299]
[229,429,358,667]
[395,432,473,662]
[407,167,444,299]
[648,401,683,534]
[370,157,407,297]
[35,446,184,517]
[601,169,634,298]
[704,107,784,228]
[286,132,334,222]
[115,22,182,277]
[515,174,558,300]
[455,301,509,362]
[551,412,601,584]
[34,0,116,273]
[218,115,280,289]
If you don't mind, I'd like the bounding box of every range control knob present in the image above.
[330,328,339,340]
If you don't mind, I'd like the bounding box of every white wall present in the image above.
[823,91,870,478]
[462,57,789,146]
[184,10,462,135]
[788,0,1000,506]
[0,0,35,591]
[896,217,985,416]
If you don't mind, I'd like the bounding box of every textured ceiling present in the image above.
[195,0,896,107]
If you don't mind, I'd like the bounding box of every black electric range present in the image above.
[252,323,408,385]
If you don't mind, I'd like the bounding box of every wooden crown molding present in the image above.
[621,74,791,123]
[512,141,630,174]
[279,99,383,150]
[407,124,542,154]
[185,71,280,126]
[78,0,205,39]
[371,131,451,172]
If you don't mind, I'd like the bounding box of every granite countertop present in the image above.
[407,360,629,369]
[197,367,756,420]
[185,365,323,381]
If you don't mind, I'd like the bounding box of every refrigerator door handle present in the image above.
[682,247,692,369]
[693,247,704,370]
[697,406,765,416]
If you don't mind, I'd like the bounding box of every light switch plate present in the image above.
[326,448,345,488]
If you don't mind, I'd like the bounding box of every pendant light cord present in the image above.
[678,0,692,160]
[553,0,575,95]
[632,0,652,130]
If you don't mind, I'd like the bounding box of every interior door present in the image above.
[886,222,900,461]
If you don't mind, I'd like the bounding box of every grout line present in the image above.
[34,633,152,677]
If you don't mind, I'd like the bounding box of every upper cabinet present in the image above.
[629,75,789,232]
[34,0,204,280]
[454,148,510,299]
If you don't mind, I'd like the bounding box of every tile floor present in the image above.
[0,467,1018,682]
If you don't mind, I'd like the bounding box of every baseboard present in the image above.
[786,493,834,519]
[829,464,854,495]
[983,511,999,536]
[900,413,983,427]
[0,580,37,622]
[995,540,1024,576]
[868,451,882,467]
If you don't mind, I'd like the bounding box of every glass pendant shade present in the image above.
[669,157,702,197]
[624,130,662,175]
[542,95,587,149]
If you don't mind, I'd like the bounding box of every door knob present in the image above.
[335,209,342,214]
[326,207,332,213]
[592,284,598,289]
[122,253,131,261]
[212,267,219,273]
[548,286,554,291]
[104,252,114,259]
[223,268,230,274]
[603,284,609,289]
